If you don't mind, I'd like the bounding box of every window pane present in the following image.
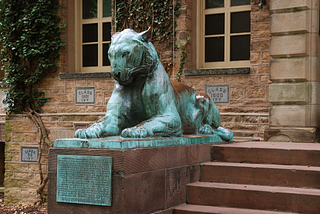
[83,44,98,67]
[205,14,224,35]
[82,0,97,19]
[103,43,110,66]
[230,35,250,61]
[231,11,250,33]
[103,22,111,41]
[206,0,224,9]
[231,0,250,6]
[83,24,98,43]
[205,37,224,62]
[103,0,112,17]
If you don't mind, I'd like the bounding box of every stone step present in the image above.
[212,142,320,166]
[187,182,320,214]
[201,162,320,188]
[174,204,298,214]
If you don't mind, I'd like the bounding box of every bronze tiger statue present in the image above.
[75,27,233,141]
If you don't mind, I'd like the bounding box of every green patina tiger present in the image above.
[75,27,233,141]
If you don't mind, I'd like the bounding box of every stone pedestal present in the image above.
[48,135,224,214]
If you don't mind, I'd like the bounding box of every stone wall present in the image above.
[265,0,320,142]
[181,0,272,136]
[5,115,43,204]
[4,113,107,204]
[3,0,273,205]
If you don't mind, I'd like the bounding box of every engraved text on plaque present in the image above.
[56,155,112,206]
[21,147,39,162]
[76,87,95,104]
[205,85,229,103]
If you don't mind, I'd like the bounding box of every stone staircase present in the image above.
[174,142,320,214]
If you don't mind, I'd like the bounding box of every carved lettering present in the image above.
[205,85,229,103]
[56,155,112,206]
[76,88,95,104]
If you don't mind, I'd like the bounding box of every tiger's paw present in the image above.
[121,127,154,138]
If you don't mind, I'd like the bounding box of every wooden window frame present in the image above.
[197,0,251,69]
[75,0,111,73]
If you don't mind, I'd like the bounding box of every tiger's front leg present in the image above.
[75,114,120,138]
[121,82,182,138]
[75,85,127,139]
[120,113,182,138]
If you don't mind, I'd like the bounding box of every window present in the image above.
[75,0,112,73]
[197,0,251,69]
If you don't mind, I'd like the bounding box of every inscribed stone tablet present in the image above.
[21,147,39,162]
[56,155,112,206]
[76,87,95,104]
[206,85,229,103]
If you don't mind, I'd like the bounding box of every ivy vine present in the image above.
[113,0,190,77]
[114,0,180,44]
[176,34,190,82]
[0,0,65,114]
[0,0,65,204]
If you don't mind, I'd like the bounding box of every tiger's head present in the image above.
[108,27,158,85]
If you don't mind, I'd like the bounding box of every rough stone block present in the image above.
[52,79,65,88]
[270,10,316,34]
[270,105,320,127]
[245,86,266,99]
[250,39,270,52]
[58,104,86,113]
[269,82,320,105]
[41,104,58,113]
[226,76,259,86]
[251,12,271,23]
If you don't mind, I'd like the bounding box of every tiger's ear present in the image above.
[138,27,152,43]
[111,32,120,40]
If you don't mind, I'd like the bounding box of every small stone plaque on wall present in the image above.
[21,147,39,162]
[76,87,95,104]
[206,85,229,103]
[56,155,112,206]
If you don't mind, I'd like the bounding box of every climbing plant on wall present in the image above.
[0,0,65,114]
[114,0,180,44]
[114,0,183,75]
[0,0,65,203]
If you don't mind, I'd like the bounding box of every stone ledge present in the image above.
[184,67,250,76]
[54,135,226,150]
[60,72,111,79]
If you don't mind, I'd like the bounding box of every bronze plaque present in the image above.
[56,155,112,206]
